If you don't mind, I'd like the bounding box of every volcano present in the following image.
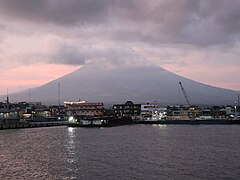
[1,63,237,105]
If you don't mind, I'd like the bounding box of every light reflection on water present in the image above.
[0,125,240,180]
[152,124,167,129]
[66,127,77,180]
[67,127,76,154]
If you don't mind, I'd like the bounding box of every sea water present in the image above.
[0,125,240,179]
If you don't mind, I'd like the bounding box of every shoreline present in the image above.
[0,121,68,130]
[1,119,240,130]
[137,119,240,125]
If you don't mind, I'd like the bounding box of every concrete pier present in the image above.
[0,121,69,130]
[138,119,240,125]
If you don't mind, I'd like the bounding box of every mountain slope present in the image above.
[2,63,238,105]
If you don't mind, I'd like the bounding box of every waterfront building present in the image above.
[17,102,50,118]
[167,105,201,120]
[200,108,212,119]
[0,109,19,120]
[0,102,19,124]
[113,101,141,117]
[49,105,66,117]
[34,108,51,117]
[141,104,167,120]
[210,106,222,118]
[219,106,236,119]
[64,101,104,117]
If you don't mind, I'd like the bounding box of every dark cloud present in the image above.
[48,44,149,67]
[0,25,6,42]
[0,0,110,25]
[1,0,240,92]
[50,45,86,65]
[108,0,240,46]
[0,0,240,46]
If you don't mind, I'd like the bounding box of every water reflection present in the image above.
[152,124,167,129]
[67,127,76,153]
[66,127,77,179]
[1,126,240,179]
[152,124,168,135]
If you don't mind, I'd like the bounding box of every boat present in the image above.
[68,115,107,127]
[68,115,133,127]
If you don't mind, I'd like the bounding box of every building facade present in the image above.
[141,104,167,120]
[64,101,104,117]
[113,101,141,117]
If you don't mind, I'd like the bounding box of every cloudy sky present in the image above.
[0,0,240,95]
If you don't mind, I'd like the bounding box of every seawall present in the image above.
[0,121,69,130]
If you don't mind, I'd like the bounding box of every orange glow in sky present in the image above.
[0,64,80,95]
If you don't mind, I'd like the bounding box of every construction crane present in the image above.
[179,82,195,120]
[179,82,191,106]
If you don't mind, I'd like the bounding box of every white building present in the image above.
[141,104,167,120]
[64,100,104,117]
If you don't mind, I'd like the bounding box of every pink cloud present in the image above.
[162,63,240,90]
[0,63,80,95]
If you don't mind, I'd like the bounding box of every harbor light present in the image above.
[68,116,75,122]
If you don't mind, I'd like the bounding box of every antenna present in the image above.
[6,88,9,104]
[6,88,10,110]
[238,93,240,107]
[58,82,61,107]
[29,88,31,103]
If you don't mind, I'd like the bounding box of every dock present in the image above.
[0,121,69,130]
[138,119,240,125]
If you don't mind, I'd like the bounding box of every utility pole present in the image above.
[238,93,240,107]
[29,88,31,103]
[6,88,10,110]
[234,101,237,120]
[58,82,61,107]
[6,88,9,104]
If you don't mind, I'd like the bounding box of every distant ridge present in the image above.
[1,63,238,105]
